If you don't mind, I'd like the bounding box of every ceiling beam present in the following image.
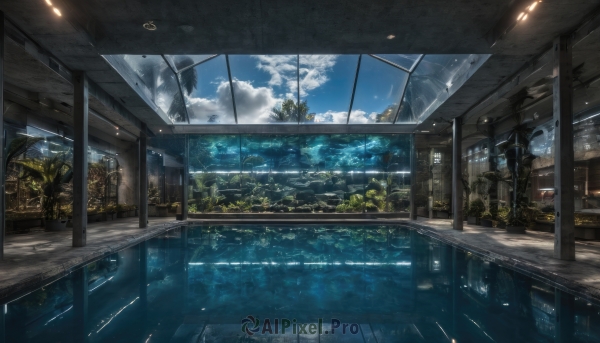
[169,124,417,135]
[4,19,149,137]
[462,7,600,125]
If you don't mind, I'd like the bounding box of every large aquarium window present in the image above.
[187,134,412,214]
[103,54,490,125]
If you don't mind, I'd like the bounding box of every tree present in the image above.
[156,56,198,122]
[270,99,309,122]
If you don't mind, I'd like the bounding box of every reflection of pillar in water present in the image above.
[410,230,417,311]
[139,240,148,325]
[0,303,5,343]
[181,227,188,313]
[73,267,89,343]
[554,288,575,343]
[451,247,464,342]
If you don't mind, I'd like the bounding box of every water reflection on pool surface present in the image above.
[2,225,600,342]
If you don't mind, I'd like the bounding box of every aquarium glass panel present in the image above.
[186,134,411,214]
[373,54,422,72]
[184,55,236,124]
[299,54,358,124]
[349,55,409,124]
[230,55,300,124]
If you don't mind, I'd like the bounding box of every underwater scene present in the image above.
[188,134,412,214]
[2,224,599,342]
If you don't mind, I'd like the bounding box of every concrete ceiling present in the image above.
[1,0,600,136]
[3,38,138,146]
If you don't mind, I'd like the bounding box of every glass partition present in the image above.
[188,134,412,214]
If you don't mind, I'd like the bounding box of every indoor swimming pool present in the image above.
[2,224,599,343]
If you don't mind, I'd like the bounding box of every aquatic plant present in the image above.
[243,155,265,172]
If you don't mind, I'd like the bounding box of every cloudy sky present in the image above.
[179,54,414,124]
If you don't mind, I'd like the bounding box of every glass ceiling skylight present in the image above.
[103,53,490,125]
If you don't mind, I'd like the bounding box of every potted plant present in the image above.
[128,205,136,217]
[87,207,103,223]
[467,199,485,225]
[116,203,128,218]
[480,211,494,227]
[17,154,73,231]
[496,89,538,234]
[104,204,117,221]
[157,203,169,217]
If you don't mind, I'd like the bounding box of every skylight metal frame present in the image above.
[104,53,487,126]
[347,54,363,124]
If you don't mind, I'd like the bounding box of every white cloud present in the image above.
[313,111,348,124]
[184,55,341,124]
[253,55,338,97]
[349,110,378,124]
[186,80,284,124]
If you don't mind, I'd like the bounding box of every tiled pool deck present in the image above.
[2,217,600,304]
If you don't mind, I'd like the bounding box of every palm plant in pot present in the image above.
[496,88,538,233]
[16,154,73,231]
[467,199,485,225]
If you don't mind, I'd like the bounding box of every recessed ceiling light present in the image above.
[517,12,525,20]
[143,21,157,31]
[529,2,537,11]
[433,123,436,126]
[45,0,52,5]
[522,14,528,20]
[387,34,395,40]
[159,129,162,132]
[116,132,119,135]
[53,7,61,16]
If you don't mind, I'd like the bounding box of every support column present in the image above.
[72,72,88,247]
[410,134,417,220]
[181,135,188,220]
[553,35,575,260]
[73,267,88,343]
[0,11,6,259]
[452,118,463,230]
[139,124,147,228]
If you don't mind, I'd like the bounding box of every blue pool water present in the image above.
[1,225,599,342]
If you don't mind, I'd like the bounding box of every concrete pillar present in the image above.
[452,118,463,230]
[72,72,88,247]
[72,267,88,343]
[554,289,574,343]
[553,35,575,260]
[410,134,417,220]
[0,11,5,260]
[139,124,148,228]
[181,135,188,220]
